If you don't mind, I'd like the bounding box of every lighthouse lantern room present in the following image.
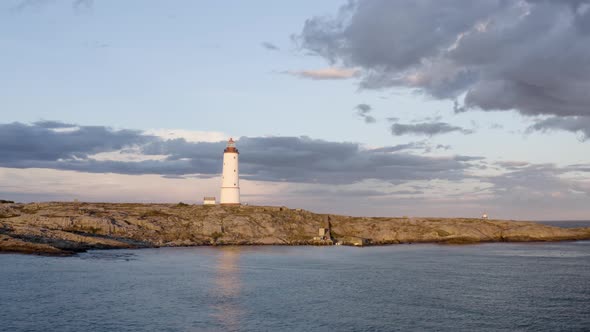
[220,138,240,205]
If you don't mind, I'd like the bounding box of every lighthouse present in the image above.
[220,138,240,205]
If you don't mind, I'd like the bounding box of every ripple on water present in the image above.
[77,250,138,261]
[490,250,590,258]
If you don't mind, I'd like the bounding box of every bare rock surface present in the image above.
[1,202,588,255]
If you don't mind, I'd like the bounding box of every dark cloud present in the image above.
[368,142,426,153]
[0,122,480,185]
[369,142,454,154]
[233,136,475,184]
[354,103,376,123]
[297,0,590,128]
[355,103,371,113]
[390,122,473,136]
[0,122,153,162]
[435,144,452,151]
[495,161,530,169]
[528,116,590,140]
[33,120,77,129]
[261,42,280,51]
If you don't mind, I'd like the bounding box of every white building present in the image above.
[203,197,216,205]
[220,138,240,205]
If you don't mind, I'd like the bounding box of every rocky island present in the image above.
[1,201,589,256]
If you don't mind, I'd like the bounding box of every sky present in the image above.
[1,0,590,220]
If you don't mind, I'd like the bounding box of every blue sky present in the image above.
[1,0,590,219]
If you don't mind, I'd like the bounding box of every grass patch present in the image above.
[140,210,170,218]
[210,231,223,242]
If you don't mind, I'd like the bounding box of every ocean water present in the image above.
[1,242,589,332]
[536,220,590,228]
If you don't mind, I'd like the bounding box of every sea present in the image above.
[1,221,589,332]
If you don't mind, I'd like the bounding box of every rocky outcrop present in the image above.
[1,202,588,255]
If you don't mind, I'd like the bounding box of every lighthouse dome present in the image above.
[224,138,239,153]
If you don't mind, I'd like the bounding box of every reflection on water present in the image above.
[211,247,243,331]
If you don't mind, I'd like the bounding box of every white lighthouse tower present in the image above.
[220,138,240,205]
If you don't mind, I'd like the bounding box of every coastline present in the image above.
[1,202,589,256]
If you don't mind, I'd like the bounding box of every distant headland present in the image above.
[1,201,589,256]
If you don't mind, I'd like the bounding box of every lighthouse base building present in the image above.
[220,138,240,205]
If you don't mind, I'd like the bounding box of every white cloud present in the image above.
[90,147,168,162]
[284,67,360,80]
[146,129,227,143]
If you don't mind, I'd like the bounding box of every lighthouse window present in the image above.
[233,156,236,159]
[234,183,236,186]
[234,170,236,172]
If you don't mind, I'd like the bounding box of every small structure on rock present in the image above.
[317,227,330,240]
[482,213,488,220]
[203,197,216,205]
[314,219,333,243]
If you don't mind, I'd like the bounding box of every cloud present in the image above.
[284,67,359,80]
[72,0,92,10]
[480,163,590,217]
[354,103,376,123]
[369,142,453,154]
[390,122,473,136]
[495,161,530,169]
[12,0,93,11]
[489,123,504,130]
[297,1,590,124]
[261,42,280,51]
[355,103,371,113]
[33,120,78,129]
[0,122,153,163]
[2,122,589,218]
[528,116,590,140]
[11,0,48,11]
[369,142,426,153]
[290,186,391,198]
[435,144,452,151]
[214,136,476,184]
[145,128,227,143]
[0,121,480,185]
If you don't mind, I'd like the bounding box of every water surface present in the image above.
[536,220,590,228]
[1,242,589,331]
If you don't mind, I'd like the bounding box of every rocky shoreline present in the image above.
[1,202,589,256]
